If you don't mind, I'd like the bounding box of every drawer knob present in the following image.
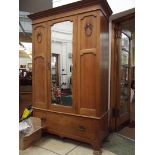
[79,125,86,132]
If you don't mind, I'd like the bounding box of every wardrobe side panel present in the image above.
[99,12,109,115]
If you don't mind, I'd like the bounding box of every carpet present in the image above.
[103,133,135,155]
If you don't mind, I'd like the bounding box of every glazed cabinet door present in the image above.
[32,23,48,109]
[77,11,100,116]
[47,16,78,113]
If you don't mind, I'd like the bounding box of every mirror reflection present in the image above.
[51,21,73,106]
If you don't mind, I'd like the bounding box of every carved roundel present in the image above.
[36,32,42,43]
[84,23,93,37]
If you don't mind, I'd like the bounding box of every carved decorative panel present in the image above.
[79,14,97,50]
[33,25,46,58]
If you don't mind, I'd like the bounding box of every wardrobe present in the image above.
[28,0,112,154]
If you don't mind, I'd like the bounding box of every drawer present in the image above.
[46,112,96,140]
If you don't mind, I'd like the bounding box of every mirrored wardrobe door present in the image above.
[50,21,73,107]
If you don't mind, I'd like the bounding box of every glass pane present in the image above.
[51,21,73,106]
[120,33,129,114]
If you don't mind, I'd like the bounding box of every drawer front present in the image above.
[46,112,96,140]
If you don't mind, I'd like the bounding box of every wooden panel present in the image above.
[34,57,45,104]
[80,54,96,110]
[99,12,109,116]
[33,25,46,57]
[32,24,47,109]
[80,14,97,50]
[78,12,98,116]
[34,109,96,140]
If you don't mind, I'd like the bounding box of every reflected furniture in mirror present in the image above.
[28,0,112,154]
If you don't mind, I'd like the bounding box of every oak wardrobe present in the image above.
[28,0,112,154]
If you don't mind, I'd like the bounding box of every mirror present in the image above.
[51,21,73,106]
